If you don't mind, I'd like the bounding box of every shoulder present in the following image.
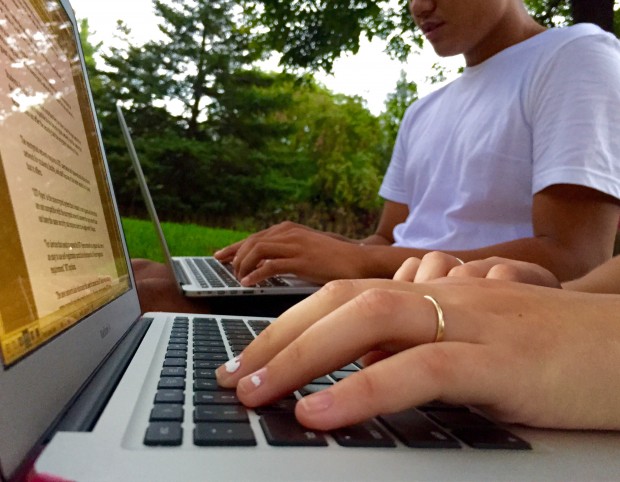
[535,24,620,61]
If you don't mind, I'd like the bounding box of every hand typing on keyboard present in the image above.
[213,221,372,286]
[216,275,620,432]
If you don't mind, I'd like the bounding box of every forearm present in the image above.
[358,236,611,282]
[446,236,612,282]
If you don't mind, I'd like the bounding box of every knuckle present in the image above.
[320,279,361,298]
[487,264,520,280]
[352,288,398,320]
[402,257,421,268]
[279,221,296,230]
[422,251,450,264]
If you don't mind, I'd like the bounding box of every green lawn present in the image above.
[121,217,250,263]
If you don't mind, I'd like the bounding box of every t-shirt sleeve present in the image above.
[378,106,414,205]
[530,30,620,200]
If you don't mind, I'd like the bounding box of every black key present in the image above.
[163,358,186,368]
[193,317,218,324]
[193,335,223,342]
[150,404,184,422]
[331,420,396,448]
[194,360,222,369]
[144,422,183,446]
[165,350,187,359]
[194,379,219,391]
[426,410,494,430]
[161,367,186,377]
[169,337,188,344]
[194,391,241,405]
[193,340,225,347]
[417,401,470,412]
[158,377,185,389]
[453,428,531,450]
[194,405,249,423]
[193,346,227,354]
[260,414,327,446]
[194,369,216,379]
[194,423,256,446]
[193,353,228,361]
[155,389,185,404]
[168,344,188,351]
[254,398,297,415]
[227,334,254,343]
[379,409,460,449]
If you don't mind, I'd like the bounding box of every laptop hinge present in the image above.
[55,317,153,432]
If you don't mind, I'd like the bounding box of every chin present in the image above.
[429,45,462,59]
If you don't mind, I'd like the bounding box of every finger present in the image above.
[213,240,244,261]
[486,263,561,288]
[295,343,504,430]
[215,279,376,387]
[414,251,464,283]
[393,257,422,281]
[241,258,313,286]
[236,242,300,280]
[231,288,476,409]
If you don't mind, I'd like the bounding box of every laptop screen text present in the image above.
[0,0,130,366]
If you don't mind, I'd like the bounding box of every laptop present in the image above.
[1,1,620,481]
[116,103,319,298]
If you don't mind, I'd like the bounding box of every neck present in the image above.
[464,12,547,66]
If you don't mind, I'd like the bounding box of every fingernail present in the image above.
[299,390,334,413]
[238,367,267,394]
[224,354,242,374]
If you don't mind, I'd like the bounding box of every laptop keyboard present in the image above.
[186,258,290,289]
[143,316,531,450]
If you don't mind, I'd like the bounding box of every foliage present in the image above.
[380,70,418,150]
[244,0,618,73]
[79,1,391,236]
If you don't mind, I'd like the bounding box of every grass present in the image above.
[121,217,251,263]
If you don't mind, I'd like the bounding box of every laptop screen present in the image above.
[0,0,130,367]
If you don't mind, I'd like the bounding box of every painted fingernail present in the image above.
[299,390,334,413]
[238,367,267,394]
[224,354,242,374]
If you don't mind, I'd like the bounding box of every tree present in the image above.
[380,70,418,153]
[246,0,618,72]
[572,0,616,32]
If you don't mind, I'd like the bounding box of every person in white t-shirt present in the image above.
[134,0,620,313]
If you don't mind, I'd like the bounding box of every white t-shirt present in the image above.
[379,24,620,250]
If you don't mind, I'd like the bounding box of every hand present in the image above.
[216,277,620,431]
[394,251,562,288]
[214,221,365,285]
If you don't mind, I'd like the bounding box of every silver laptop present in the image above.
[2,1,620,481]
[116,103,319,298]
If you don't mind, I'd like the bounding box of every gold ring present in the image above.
[455,257,465,265]
[423,295,445,343]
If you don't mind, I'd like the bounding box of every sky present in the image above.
[68,0,463,115]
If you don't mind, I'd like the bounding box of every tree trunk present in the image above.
[571,0,615,33]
